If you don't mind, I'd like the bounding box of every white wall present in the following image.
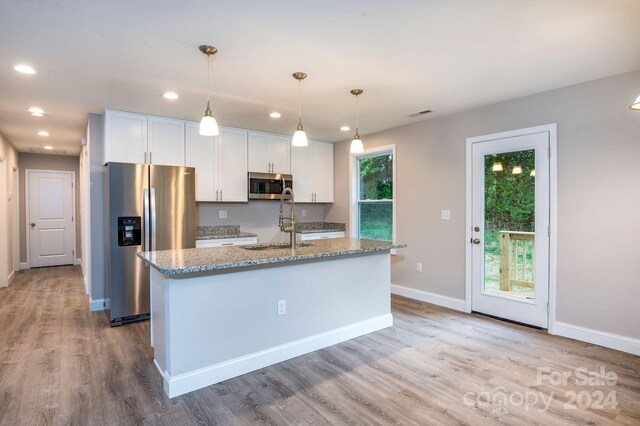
[0,131,19,284]
[327,70,640,340]
[198,203,328,243]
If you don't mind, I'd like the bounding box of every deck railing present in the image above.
[499,231,535,291]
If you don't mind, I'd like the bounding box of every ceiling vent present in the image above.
[29,147,67,155]
[407,109,432,118]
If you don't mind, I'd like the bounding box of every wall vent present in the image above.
[407,109,432,118]
[29,147,67,155]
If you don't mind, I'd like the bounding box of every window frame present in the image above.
[350,144,397,251]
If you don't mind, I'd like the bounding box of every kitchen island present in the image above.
[138,238,403,398]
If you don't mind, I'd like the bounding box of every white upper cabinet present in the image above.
[291,144,314,203]
[185,124,248,203]
[312,141,334,203]
[291,141,334,203]
[148,116,185,166]
[104,110,147,164]
[185,122,217,202]
[218,127,248,202]
[104,110,185,166]
[248,132,291,174]
[269,135,291,174]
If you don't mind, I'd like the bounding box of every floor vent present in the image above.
[407,109,432,118]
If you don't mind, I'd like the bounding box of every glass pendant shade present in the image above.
[199,101,219,136]
[631,94,640,110]
[350,136,364,154]
[292,124,308,147]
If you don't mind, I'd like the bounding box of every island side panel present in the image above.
[157,251,392,397]
[150,268,169,377]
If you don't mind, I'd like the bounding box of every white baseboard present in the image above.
[552,321,640,356]
[89,298,110,312]
[391,284,467,312]
[19,262,29,270]
[7,270,15,284]
[75,258,82,266]
[161,313,394,398]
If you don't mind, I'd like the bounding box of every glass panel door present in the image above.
[483,149,536,301]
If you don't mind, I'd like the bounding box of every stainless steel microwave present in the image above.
[248,172,293,200]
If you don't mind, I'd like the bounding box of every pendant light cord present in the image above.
[207,56,211,103]
[355,94,359,133]
[298,79,302,125]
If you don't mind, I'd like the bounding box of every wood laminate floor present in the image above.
[0,266,638,425]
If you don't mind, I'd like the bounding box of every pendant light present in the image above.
[631,94,640,110]
[350,89,364,154]
[492,162,503,172]
[512,165,523,175]
[199,45,220,136]
[291,72,308,146]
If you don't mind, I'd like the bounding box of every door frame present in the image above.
[0,159,6,287]
[465,124,557,333]
[12,163,20,275]
[24,169,77,269]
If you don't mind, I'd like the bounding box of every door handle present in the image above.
[472,238,481,245]
[150,188,157,251]
[30,222,36,228]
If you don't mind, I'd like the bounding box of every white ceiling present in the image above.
[1,0,639,155]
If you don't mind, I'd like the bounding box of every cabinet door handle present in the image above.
[216,190,219,201]
[149,152,152,164]
[221,242,233,246]
[219,190,222,201]
[144,152,147,164]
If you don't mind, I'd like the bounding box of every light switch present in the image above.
[219,210,227,219]
[441,210,451,220]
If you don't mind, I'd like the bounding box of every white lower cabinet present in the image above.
[196,237,257,248]
[186,123,248,202]
[299,231,345,241]
[291,141,334,203]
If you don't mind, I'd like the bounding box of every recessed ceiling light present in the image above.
[37,130,50,136]
[14,64,36,74]
[163,91,179,100]
[340,126,351,131]
[28,107,45,117]
[269,112,282,118]
[43,145,53,150]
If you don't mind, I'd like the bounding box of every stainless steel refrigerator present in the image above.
[106,162,196,326]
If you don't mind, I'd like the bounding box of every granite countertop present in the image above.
[295,222,346,234]
[196,225,257,240]
[137,238,405,275]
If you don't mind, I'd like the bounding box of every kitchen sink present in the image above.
[241,242,314,251]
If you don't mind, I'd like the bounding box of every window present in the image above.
[351,146,396,242]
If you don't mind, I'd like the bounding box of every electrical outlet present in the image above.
[219,210,227,219]
[277,300,286,316]
[301,209,306,218]
[441,210,451,220]
[416,262,423,273]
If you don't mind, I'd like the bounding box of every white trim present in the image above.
[161,313,393,398]
[12,165,19,275]
[465,124,558,325]
[7,270,15,284]
[25,169,77,269]
[75,258,82,266]
[391,284,466,312]
[552,322,640,356]
[89,298,110,312]
[0,159,6,288]
[19,262,29,270]
[349,144,397,253]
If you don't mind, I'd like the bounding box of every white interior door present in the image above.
[28,171,75,268]
[471,132,550,328]
[0,160,6,287]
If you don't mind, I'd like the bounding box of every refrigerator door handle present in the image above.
[150,187,157,251]
[143,188,150,251]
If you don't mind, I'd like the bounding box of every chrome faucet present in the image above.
[279,186,296,249]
